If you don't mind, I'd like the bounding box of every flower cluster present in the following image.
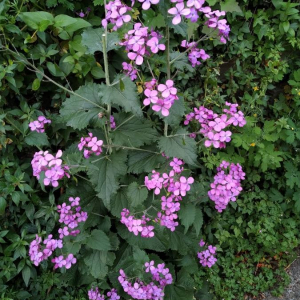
[143,79,178,117]
[88,287,120,300]
[29,234,63,266]
[181,40,210,67]
[120,208,155,238]
[102,0,131,31]
[29,116,51,133]
[120,23,165,66]
[208,161,245,212]
[78,133,104,159]
[184,102,246,148]
[122,62,138,81]
[146,158,194,232]
[31,150,70,187]
[29,197,87,269]
[57,196,88,239]
[118,261,172,300]
[167,2,230,43]
[197,240,217,268]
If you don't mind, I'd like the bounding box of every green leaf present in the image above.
[158,129,198,166]
[165,286,194,300]
[87,230,111,251]
[168,19,188,36]
[118,225,168,252]
[193,207,203,236]
[142,10,165,29]
[101,77,142,116]
[0,197,7,215]
[60,83,104,130]
[87,151,127,209]
[93,0,104,5]
[22,266,31,287]
[187,20,199,40]
[111,190,129,217]
[81,28,120,54]
[84,250,113,279]
[126,182,148,208]
[163,96,186,127]
[178,203,196,234]
[293,190,300,212]
[54,15,91,33]
[112,113,158,147]
[19,12,54,30]
[170,52,194,73]
[24,131,49,147]
[221,0,242,13]
[32,78,40,91]
[127,150,164,174]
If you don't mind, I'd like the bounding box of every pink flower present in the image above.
[168,3,191,25]
[152,99,172,116]
[157,80,177,98]
[146,37,166,53]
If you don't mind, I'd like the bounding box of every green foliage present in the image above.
[1,0,300,299]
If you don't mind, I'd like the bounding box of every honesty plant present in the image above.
[22,0,248,298]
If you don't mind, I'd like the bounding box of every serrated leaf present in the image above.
[24,131,49,147]
[117,225,168,252]
[193,207,203,236]
[168,19,188,36]
[221,0,242,13]
[133,247,149,264]
[87,229,111,251]
[101,77,142,116]
[128,150,164,174]
[163,96,186,126]
[293,190,300,212]
[142,10,165,29]
[112,113,158,147]
[111,190,129,217]
[158,129,198,166]
[126,182,148,208]
[165,285,194,300]
[60,83,104,130]
[87,151,127,209]
[81,28,120,54]
[170,52,194,73]
[178,203,196,234]
[84,250,113,279]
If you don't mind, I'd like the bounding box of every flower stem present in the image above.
[164,26,171,137]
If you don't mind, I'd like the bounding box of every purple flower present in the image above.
[168,3,191,25]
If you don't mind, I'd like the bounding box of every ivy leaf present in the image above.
[126,182,148,208]
[178,203,196,234]
[24,132,49,147]
[86,230,111,251]
[158,129,198,166]
[221,0,242,13]
[60,83,104,130]
[81,28,120,54]
[87,151,127,209]
[101,77,142,116]
[112,113,158,147]
[193,207,203,236]
[127,150,164,174]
